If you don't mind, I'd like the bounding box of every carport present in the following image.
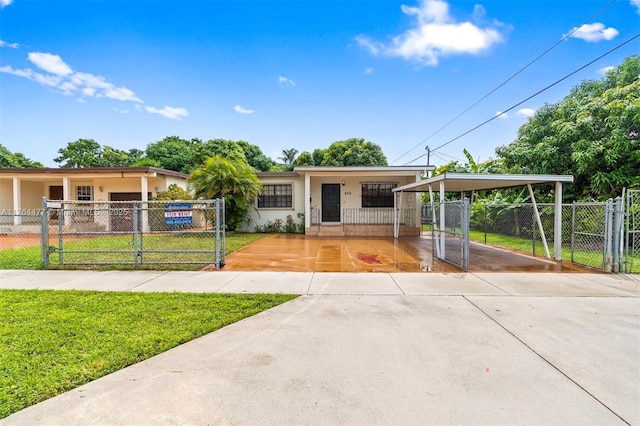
[392,173,574,271]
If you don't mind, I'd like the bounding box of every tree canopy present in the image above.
[496,55,640,200]
[54,139,141,168]
[0,144,43,168]
[320,138,387,166]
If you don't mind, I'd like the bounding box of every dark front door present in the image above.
[321,184,340,223]
[110,192,142,232]
[49,186,63,200]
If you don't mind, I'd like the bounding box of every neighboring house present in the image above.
[242,166,433,236]
[0,167,189,230]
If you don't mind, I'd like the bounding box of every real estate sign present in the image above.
[164,203,193,225]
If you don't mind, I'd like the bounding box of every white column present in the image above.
[393,192,398,238]
[62,177,71,226]
[141,176,149,232]
[12,177,21,225]
[554,181,563,261]
[304,173,311,231]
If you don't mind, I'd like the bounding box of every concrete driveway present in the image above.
[2,271,638,425]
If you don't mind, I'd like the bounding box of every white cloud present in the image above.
[234,105,254,114]
[496,111,508,119]
[145,105,188,120]
[1,50,190,117]
[0,0,13,8]
[0,39,19,49]
[632,0,640,13]
[364,67,374,74]
[598,66,615,76]
[113,107,129,114]
[516,108,536,118]
[28,52,74,76]
[278,75,295,86]
[566,23,619,42]
[356,0,504,66]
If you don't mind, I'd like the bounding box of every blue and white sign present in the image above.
[164,203,193,225]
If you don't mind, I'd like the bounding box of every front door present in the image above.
[321,184,340,223]
[110,192,142,232]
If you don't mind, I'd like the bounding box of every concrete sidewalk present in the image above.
[1,270,639,425]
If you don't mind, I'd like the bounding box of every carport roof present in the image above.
[392,173,574,193]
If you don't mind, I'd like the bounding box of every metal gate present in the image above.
[426,199,470,271]
[625,190,640,273]
[41,198,225,269]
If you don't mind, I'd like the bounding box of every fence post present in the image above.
[462,198,470,271]
[612,197,623,273]
[40,197,49,268]
[604,199,613,272]
[133,203,139,267]
[570,202,576,263]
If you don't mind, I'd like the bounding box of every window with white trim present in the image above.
[76,185,94,201]
[258,184,293,209]
[361,182,396,208]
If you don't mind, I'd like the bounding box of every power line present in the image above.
[401,32,640,165]
[390,0,619,165]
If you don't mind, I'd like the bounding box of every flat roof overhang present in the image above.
[392,173,574,193]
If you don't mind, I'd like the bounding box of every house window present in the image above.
[258,184,293,209]
[361,182,396,208]
[76,185,94,201]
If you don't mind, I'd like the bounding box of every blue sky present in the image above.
[1,0,638,168]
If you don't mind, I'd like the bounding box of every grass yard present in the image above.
[0,232,266,270]
[0,290,297,418]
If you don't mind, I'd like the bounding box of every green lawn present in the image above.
[0,233,266,270]
[0,290,297,418]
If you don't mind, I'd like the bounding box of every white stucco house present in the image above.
[0,167,189,229]
[1,165,433,237]
[242,165,434,236]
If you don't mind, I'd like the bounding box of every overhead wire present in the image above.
[390,0,619,165]
[400,31,640,165]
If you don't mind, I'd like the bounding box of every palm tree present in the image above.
[189,155,261,230]
[278,148,298,165]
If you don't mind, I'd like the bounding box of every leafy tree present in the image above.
[321,138,387,166]
[54,139,104,167]
[188,155,261,231]
[0,144,43,168]
[294,151,315,166]
[496,55,640,200]
[144,136,198,173]
[54,139,136,167]
[154,183,193,200]
[236,140,275,171]
[312,148,325,166]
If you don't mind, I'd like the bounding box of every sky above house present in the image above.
[0,0,638,168]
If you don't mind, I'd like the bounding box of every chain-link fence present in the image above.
[425,199,470,271]
[461,197,637,272]
[625,190,640,273]
[41,199,225,268]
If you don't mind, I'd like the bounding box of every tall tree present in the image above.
[0,144,43,168]
[278,148,299,165]
[54,139,104,167]
[144,136,198,173]
[496,55,640,200]
[294,151,315,166]
[188,155,262,230]
[321,138,387,166]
